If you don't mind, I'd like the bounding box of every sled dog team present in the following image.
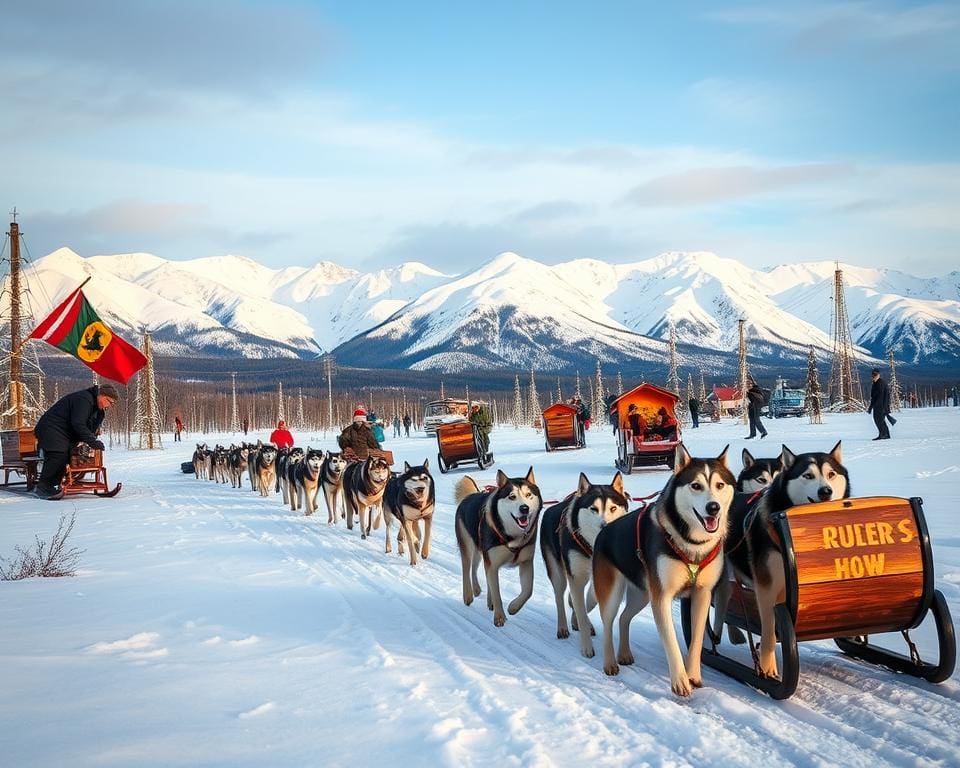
[191,439,849,696]
[191,442,437,566]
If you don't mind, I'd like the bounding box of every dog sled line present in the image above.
[682,494,956,700]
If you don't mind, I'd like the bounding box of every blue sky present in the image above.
[3,0,958,275]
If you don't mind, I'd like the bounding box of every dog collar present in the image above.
[654,512,724,587]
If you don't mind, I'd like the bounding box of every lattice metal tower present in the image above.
[616,371,623,396]
[827,266,865,411]
[230,372,239,433]
[592,360,605,421]
[806,345,823,424]
[888,349,902,413]
[699,369,707,402]
[738,319,749,425]
[134,331,163,449]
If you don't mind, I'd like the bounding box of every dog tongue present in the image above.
[516,515,529,528]
[703,516,719,533]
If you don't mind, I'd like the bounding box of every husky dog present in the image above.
[227,445,250,489]
[454,468,543,628]
[279,447,304,506]
[343,454,391,539]
[291,448,324,515]
[253,444,278,497]
[382,460,436,565]
[247,441,261,492]
[320,451,348,524]
[592,444,735,696]
[212,446,230,484]
[715,441,849,679]
[736,448,782,493]
[192,443,208,480]
[540,472,629,655]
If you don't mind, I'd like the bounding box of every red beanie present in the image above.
[353,407,366,418]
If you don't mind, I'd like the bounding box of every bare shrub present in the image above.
[1,512,84,580]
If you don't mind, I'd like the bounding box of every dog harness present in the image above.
[481,507,534,560]
[559,508,593,558]
[636,508,723,588]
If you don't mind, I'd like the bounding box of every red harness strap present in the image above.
[635,506,723,588]
[560,508,593,557]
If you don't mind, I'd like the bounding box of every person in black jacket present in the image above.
[33,383,120,499]
[688,396,700,428]
[868,368,892,440]
[744,378,768,439]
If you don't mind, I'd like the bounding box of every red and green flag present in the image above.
[28,281,147,384]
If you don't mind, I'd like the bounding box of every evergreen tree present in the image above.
[806,346,823,424]
[512,374,523,429]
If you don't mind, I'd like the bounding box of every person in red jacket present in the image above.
[269,419,294,448]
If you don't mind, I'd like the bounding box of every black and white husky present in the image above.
[320,451,348,525]
[592,444,735,696]
[454,468,543,628]
[540,472,629,656]
[279,447,304,507]
[227,445,250,489]
[382,460,436,565]
[343,454,391,539]
[715,441,850,679]
[736,448,782,493]
[253,444,278,498]
[192,443,208,480]
[290,448,324,515]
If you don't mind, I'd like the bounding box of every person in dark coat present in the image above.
[174,415,183,442]
[34,383,119,499]
[402,413,412,437]
[688,396,700,428]
[745,378,768,439]
[337,407,380,459]
[469,403,493,454]
[868,368,892,440]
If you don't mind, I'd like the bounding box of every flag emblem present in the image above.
[78,321,113,362]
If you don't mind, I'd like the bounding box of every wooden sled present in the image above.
[1,428,40,492]
[62,447,122,497]
[609,383,681,472]
[542,403,584,451]
[681,496,956,699]
[435,421,493,474]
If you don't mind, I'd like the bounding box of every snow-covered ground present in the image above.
[2,409,959,767]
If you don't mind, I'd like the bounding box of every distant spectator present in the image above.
[174,414,184,442]
[745,379,768,440]
[372,420,386,443]
[270,419,294,448]
[402,412,412,437]
[469,403,492,454]
[688,397,700,428]
[392,414,401,437]
[242,416,249,435]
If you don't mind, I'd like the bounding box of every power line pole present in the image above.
[827,265,865,411]
[135,330,163,449]
[230,372,238,433]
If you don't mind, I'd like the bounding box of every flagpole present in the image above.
[14,276,93,356]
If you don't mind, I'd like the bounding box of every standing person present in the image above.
[745,378,768,440]
[688,396,699,428]
[338,407,380,459]
[868,368,892,440]
[269,419,294,448]
[174,414,183,442]
[469,403,492,455]
[33,383,119,500]
[372,419,386,444]
[392,414,401,438]
[242,416,249,436]
[402,412,411,437]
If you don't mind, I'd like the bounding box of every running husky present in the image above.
[382,460,436,565]
[291,448,324,515]
[736,448,782,493]
[592,444,735,696]
[320,451,348,524]
[227,445,250,489]
[343,454,391,539]
[714,441,849,679]
[454,468,543,628]
[540,472,629,655]
[253,444,278,498]
[279,447,304,506]
[192,443,208,480]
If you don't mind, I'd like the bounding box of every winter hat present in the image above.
[353,407,367,422]
[98,384,120,402]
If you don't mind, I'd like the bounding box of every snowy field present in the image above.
[2,408,959,768]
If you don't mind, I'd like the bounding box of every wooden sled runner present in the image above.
[681,496,956,699]
[435,421,492,474]
[542,403,584,451]
[62,446,122,497]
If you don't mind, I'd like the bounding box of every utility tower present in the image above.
[593,360,605,419]
[276,381,285,423]
[134,330,163,449]
[888,349,902,413]
[827,266,865,411]
[322,354,335,431]
[512,374,523,428]
[737,319,749,425]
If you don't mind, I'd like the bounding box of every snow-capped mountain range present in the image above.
[8,248,960,372]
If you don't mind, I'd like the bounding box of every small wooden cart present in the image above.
[609,383,681,472]
[435,421,493,474]
[542,403,584,451]
[62,445,122,497]
[1,428,40,491]
[682,496,955,699]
